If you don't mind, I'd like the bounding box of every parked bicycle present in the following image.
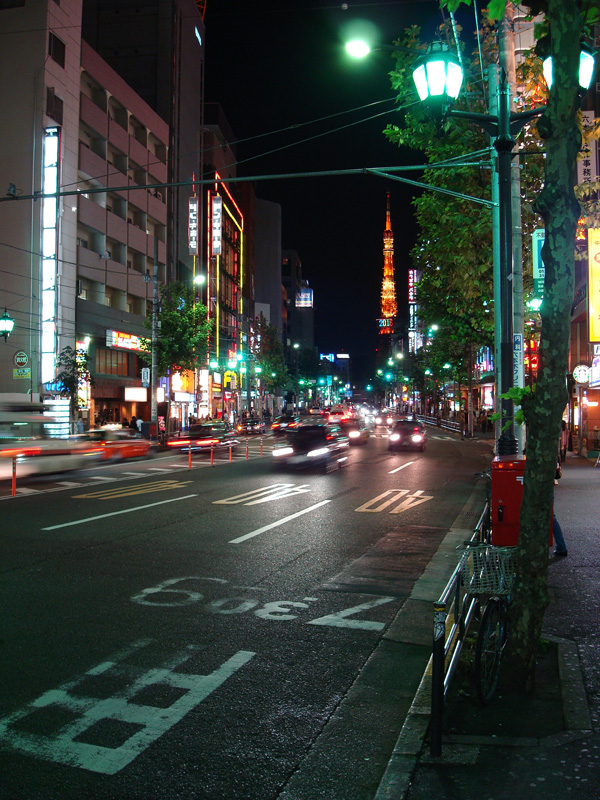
[459,541,517,704]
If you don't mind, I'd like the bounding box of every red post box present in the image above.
[491,455,553,546]
[491,456,525,546]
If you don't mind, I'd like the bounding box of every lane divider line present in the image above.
[229,500,331,544]
[388,461,415,474]
[41,495,198,530]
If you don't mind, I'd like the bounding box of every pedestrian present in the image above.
[129,416,137,430]
[75,415,84,434]
[552,513,568,557]
[121,416,128,427]
[136,417,143,433]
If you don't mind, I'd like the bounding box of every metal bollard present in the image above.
[188,441,192,469]
[12,456,16,497]
[211,444,214,466]
[246,437,249,459]
[260,436,263,457]
[430,602,447,758]
[229,444,232,462]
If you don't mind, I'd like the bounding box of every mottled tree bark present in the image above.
[506,0,583,687]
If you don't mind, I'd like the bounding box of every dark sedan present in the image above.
[270,415,300,435]
[388,420,427,452]
[235,417,266,435]
[272,423,349,471]
[166,422,239,453]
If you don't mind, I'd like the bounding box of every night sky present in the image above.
[203,0,443,381]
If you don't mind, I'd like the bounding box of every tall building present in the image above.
[379,192,397,336]
[81,0,206,285]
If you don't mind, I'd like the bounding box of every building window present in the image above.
[96,348,129,376]
[48,32,65,68]
[46,87,63,125]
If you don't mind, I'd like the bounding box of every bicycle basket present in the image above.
[460,545,517,595]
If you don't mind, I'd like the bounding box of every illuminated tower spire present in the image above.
[380,192,397,325]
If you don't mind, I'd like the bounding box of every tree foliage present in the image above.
[140,281,212,377]
[252,316,289,394]
[55,346,94,423]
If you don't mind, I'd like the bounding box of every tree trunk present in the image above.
[506,0,582,688]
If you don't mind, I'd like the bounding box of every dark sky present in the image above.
[203,0,442,380]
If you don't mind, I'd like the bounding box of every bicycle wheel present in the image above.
[475,598,508,705]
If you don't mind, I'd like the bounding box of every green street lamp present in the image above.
[542,42,595,90]
[209,360,219,370]
[412,40,463,117]
[0,308,15,341]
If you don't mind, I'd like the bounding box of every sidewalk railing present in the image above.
[429,500,489,758]
[417,414,463,434]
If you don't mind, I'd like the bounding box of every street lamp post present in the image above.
[0,308,15,342]
[412,42,549,455]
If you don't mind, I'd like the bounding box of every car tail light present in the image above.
[196,438,220,445]
[169,439,189,446]
[271,423,279,430]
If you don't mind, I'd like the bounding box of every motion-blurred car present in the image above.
[270,415,300,435]
[374,410,396,426]
[388,420,427,452]
[82,427,154,461]
[235,417,266,435]
[327,406,348,423]
[166,422,239,453]
[338,418,370,445]
[307,407,325,416]
[272,423,349,471]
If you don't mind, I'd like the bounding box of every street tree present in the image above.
[141,281,211,376]
[252,315,289,397]
[55,345,94,429]
[442,0,598,686]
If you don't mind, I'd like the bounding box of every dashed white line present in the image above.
[229,500,331,544]
[388,461,415,474]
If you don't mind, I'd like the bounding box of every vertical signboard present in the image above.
[188,197,198,255]
[578,111,597,185]
[532,228,545,298]
[41,127,60,384]
[588,228,600,342]
[211,195,222,256]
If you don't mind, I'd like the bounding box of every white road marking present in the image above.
[148,467,174,473]
[229,500,331,544]
[390,489,433,514]
[89,475,117,482]
[388,460,415,474]
[308,597,394,631]
[41,495,198,530]
[14,487,42,494]
[214,483,310,506]
[121,471,146,476]
[355,489,409,513]
[0,639,255,774]
[54,480,85,487]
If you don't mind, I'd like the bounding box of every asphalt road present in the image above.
[0,429,493,799]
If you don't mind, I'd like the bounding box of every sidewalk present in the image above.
[376,453,600,799]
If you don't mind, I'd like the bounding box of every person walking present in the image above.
[552,513,568,557]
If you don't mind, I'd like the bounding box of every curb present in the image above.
[375,612,593,800]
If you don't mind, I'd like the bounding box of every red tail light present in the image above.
[196,438,220,446]
[168,439,189,447]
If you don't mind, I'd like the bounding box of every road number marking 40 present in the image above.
[131,576,394,632]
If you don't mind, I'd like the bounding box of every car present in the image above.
[374,411,396,426]
[388,420,428,452]
[272,423,349,471]
[270,415,300,435]
[338,418,370,445]
[80,427,155,461]
[166,422,239,453]
[307,407,325,416]
[235,417,266,435]
[327,406,348,423]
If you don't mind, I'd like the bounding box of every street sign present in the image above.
[13,350,28,367]
[532,229,545,297]
[141,367,150,387]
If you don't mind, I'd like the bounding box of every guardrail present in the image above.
[429,500,490,758]
[417,414,463,434]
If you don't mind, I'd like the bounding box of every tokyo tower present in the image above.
[380,192,397,330]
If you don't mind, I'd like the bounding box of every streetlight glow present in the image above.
[345,39,370,58]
